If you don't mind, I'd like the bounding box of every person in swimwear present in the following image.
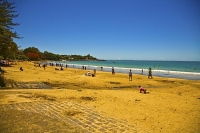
[139,86,146,94]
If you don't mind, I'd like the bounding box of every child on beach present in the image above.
[129,69,132,81]
[112,67,115,75]
[139,86,146,94]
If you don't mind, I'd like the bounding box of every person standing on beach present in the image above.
[129,69,132,81]
[142,69,143,75]
[112,67,115,75]
[148,68,153,79]
[101,67,103,71]
[43,64,46,70]
[94,69,96,76]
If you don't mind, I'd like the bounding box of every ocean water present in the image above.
[51,60,200,80]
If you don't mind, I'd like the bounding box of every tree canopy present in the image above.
[15,46,99,61]
[0,0,20,60]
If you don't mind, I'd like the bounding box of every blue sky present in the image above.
[11,0,200,61]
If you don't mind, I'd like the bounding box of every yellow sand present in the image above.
[0,61,200,132]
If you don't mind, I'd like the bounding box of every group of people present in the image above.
[7,62,149,94]
[110,67,150,94]
[111,67,153,80]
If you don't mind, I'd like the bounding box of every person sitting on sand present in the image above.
[139,86,146,94]
[85,71,91,76]
[20,67,23,71]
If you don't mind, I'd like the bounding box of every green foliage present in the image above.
[23,47,40,55]
[43,51,61,61]
[13,46,99,61]
[0,75,6,87]
[0,0,21,60]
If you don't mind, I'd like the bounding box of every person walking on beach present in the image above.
[129,69,132,81]
[148,67,153,79]
[43,64,46,70]
[112,67,115,75]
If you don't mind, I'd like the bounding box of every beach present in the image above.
[0,61,200,132]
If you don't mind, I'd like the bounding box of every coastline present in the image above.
[0,61,200,132]
[48,60,200,80]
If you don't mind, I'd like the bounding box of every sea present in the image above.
[50,60,200,80]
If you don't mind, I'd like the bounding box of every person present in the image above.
[60,66,63,70]
[129,69,132,81]
[93,69,96,76]
[139,86,146,94]
[43,64,46,70]
[0,67,5,74]
[112,67,115,75]
[20,67,23,71]
[148,67,153,79]
[142,69,143,75]
[85,71,91,76]
[100,67,103,71]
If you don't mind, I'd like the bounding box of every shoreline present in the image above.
[46,61,200,80]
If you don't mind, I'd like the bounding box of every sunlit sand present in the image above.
[0,61,200,132]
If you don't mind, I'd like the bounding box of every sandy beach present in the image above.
[0,61,200,132]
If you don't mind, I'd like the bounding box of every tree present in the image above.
[23,47,42,61]
[43,51,61,60]
[0,0,21,59]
